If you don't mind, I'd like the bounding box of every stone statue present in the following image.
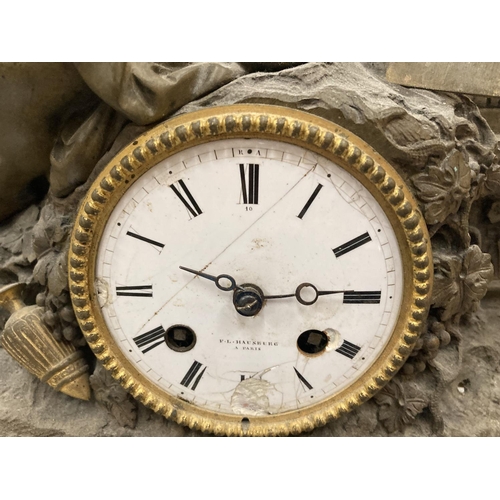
[0,62,498,436]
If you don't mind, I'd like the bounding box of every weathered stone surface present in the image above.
[90,362,138,429]
[434,293,500,436]
[386,62,500,97]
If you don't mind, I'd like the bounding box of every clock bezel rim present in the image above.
[69,104,433,436]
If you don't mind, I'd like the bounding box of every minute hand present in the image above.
[263,283,353,306]
[179,266,240,292]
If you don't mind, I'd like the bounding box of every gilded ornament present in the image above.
[0,283,91,400]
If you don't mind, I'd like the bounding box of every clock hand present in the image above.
[180,266,265,317]
[264,283,351,306]
[179,266,242,292]
[262,292,296,299]
[180,268,349,308]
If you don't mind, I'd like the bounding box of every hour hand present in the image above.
[179,266,239,292]
[263,283,347,306]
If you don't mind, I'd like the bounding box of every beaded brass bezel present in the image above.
[69,104,432,436]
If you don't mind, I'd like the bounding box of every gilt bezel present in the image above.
[69,104,432,436]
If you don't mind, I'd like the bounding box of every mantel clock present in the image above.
[69,105,432,436]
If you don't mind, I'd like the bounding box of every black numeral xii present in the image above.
[239,163,259,204]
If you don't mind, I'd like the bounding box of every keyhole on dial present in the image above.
[297,329,329,355]
[165,325,197,352]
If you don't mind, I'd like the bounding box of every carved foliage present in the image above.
[432,245,494,321]
[484,164,500,197]
[31,196,86,346]
[413,150,471,225]
[374,380,428,433]
[89,362,138,429]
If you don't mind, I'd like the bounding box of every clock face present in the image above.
[94,138,403,415]
[70,105,432,435]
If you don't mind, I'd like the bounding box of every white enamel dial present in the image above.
[95,138,403,416]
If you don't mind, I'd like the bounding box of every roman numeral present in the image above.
[293,367,313,390]
[180,360,207,390]
[133,325,165,354]
[116,285,153,297]
[343,291,381,304]
[239,163,260,204]
[170,179,202,218]
[126,230,165,249]
[332,232,372,257]
[297,183,323,219]
[336,340,361,359]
